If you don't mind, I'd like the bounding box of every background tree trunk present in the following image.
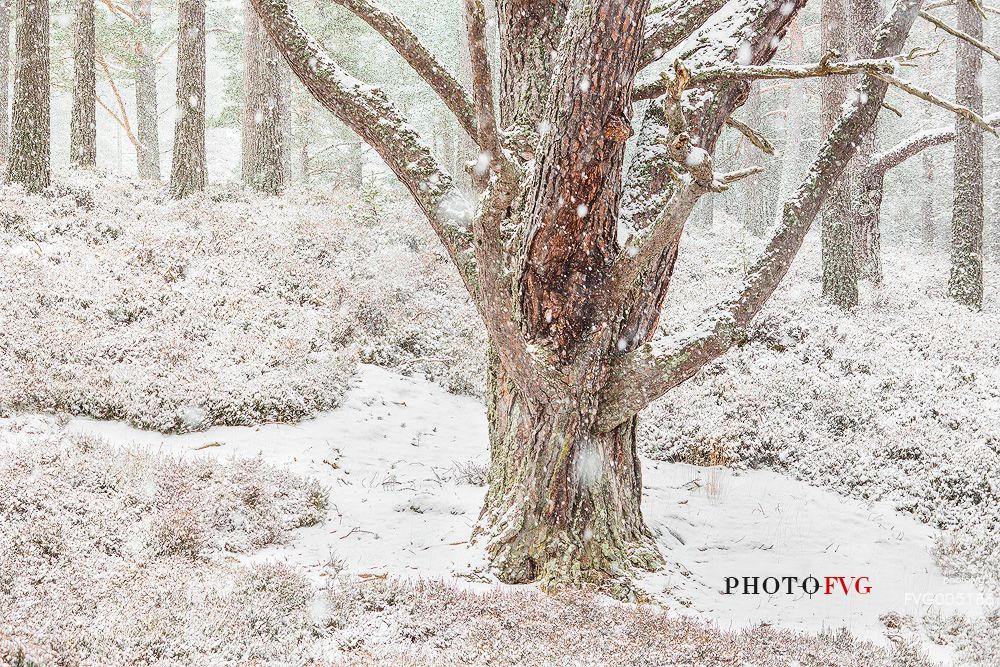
[70,0,96,167]
[775,18,804,214]
[739,84,769,237]
[242,0,284,194]
[169,0,206,198]
[279,63,292,179]
[7,0,50,192]
[921,151,936,247]
[134,0,161,180]
[948,0,984,309]
[850,0,883,284]
[820,0,858,308]
[0,0,11,166]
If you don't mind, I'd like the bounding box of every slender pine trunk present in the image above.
[133,0,160,180]
[0,0,11,165]
[169,0,206,198]
[740,84,768,237]
[948,0,984,309]
[775,17,804,214]
[70,0,96,167]
[242,0,284,194]
[850,0,883,284]
[279,62,292,179]
[820,0,857,308]
[7,0,50,193]
[921,152,936,247]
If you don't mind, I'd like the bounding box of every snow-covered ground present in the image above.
[2,365,993,664]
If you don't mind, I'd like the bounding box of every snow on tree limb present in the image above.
[598,0,927,432]
[462,0,501,162]
[634,49,936,101]
[640,0,729,69]
[870,69,999,135]
[331,0,479,143]
[868,111,1000,175]
[249,0,479,298]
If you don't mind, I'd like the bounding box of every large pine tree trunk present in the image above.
[948,0,984,309]
[7,0,50,192]
[70,0,96,167]
[242,0,284,194]
[134,0,161,180]
[0,0,11,165]
[477,353,658,597]
[169,0,206,198]
[819,0,858,308]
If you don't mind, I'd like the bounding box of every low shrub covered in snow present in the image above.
[640,217,1000,596]
[0,170,483,432]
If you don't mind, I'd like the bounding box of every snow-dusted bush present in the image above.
[0,428,330,665]
[0,170,485,432]
[316,579,928,666]
[640,217,1000,595]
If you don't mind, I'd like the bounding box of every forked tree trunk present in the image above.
[70,0,97,167]
[134,0,161,180]
[0,0,11,165]
[252,0,922,594]
[948,0,984,309]
[169,0,207,198]
[242,0,285,194]
[7,0,50,193]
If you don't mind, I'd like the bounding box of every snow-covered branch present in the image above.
[868,111,1000,175]
[462,0,500,163]
[249,0,477,294]
[331,0,479,143]
[634,49,932,101]
[640,0,729,68]
[599,0,926,432]
[870,69,999,135]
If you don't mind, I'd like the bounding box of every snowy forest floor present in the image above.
[1,171,999,665]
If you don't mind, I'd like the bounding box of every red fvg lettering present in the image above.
[824,576,872,595]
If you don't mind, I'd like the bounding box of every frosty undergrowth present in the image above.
[0,170,483,432]
[0,426,928,666]
[640,215,1000,597]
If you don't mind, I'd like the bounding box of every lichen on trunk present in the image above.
[476,351,660,598]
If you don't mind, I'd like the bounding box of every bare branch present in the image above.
[869,111,1000,175]
[920,9,1000,61]
[96,49,139,150]
[725,117,775,155]
[332,0,479,142]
